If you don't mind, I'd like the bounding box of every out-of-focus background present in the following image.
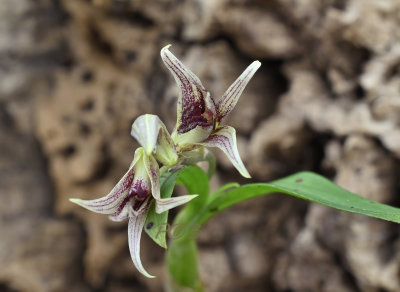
[2,0,400,291]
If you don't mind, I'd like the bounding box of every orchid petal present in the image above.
[131,115,177,166]
[154,194,198,214]
[199,126,251,178]
[216,61,261,124]
[131,114,162,156]
[154,125,178,167]
[161,45,214,136]
[128,208,155,278]
[172,124,213,149]
[69,150,142,214]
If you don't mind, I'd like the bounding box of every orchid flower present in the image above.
[70,114,197,278]
[161,45,261,178]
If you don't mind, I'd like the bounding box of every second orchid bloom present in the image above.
[161,45,261,178]
[70,45,260,278]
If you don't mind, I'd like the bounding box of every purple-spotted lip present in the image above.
[177,101,214,134]
[126,179,150,210]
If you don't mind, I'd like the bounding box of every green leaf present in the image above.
[144,200,169,249]
[176,165,210,211]
[165,170,400,291]
[196,171,400,225]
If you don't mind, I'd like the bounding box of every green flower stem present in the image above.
[166,237,204,292]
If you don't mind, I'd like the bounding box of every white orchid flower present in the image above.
[70,114,197,278]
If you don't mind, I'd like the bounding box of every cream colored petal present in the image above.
[199,126,251,178]
[155,195,198,214]
[216,61,261,123]
[128,208,155,278]
[161,45,214,136]
[143,153,161,200]
[131,114,178,166]
[172,124,213,150]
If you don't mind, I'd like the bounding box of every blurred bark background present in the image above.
[1,0,400,291]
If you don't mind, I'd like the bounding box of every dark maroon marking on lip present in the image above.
[178,100,212,134]
[146,222,154,230]
[127,177,150,203]
[132,196,152,212]
[133,199,143,211]
[130,180,149,200]
[115,193,133,216]
[296,178,303,183]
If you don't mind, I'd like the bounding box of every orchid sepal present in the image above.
[216,61,261,124]
[161,45,214,141]
[198,126,251,178]
[69,148,142,214]
[128,206,155,278]
[155,194,199,214]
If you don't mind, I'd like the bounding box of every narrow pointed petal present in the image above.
[70,167,135,214]
[155,194,198,214]
[199,126,251,178]
[128,210,155,278]
[216,61,261,123]
[161,45,214,135]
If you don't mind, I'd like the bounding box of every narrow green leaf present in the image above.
[166,170,400,291]
[197,171,400,225]
[176,165,209,209]
[172,166,210,236]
